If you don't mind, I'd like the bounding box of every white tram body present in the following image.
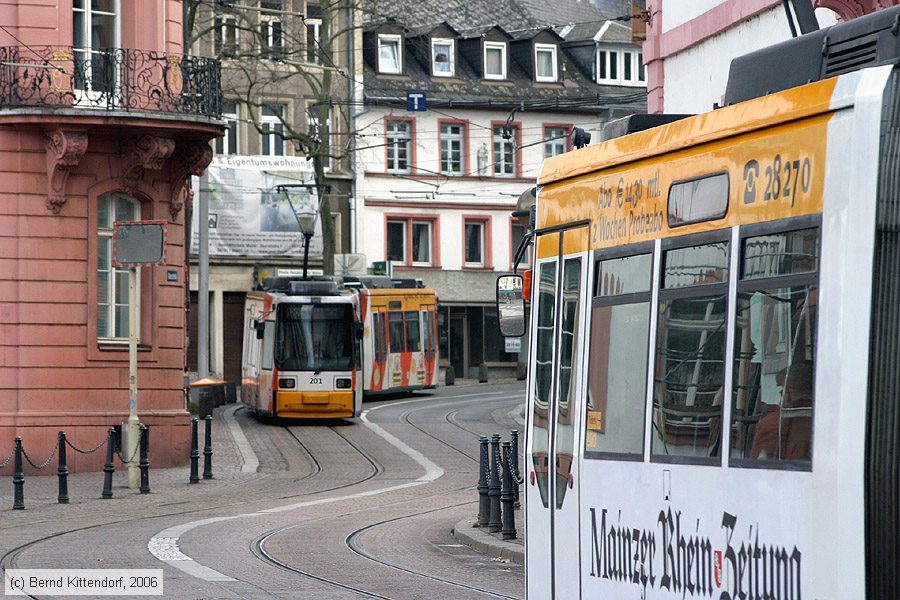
[519,11,900,599]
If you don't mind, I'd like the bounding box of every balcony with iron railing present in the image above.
[0,46,222,119]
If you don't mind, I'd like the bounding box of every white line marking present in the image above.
[224,404,259,474]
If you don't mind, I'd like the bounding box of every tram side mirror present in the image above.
[355,321,364,340]
[255,320,265,340]
[497,274,526,337]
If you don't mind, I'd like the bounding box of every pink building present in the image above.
[643,0,892,114]
[0,1,221,471]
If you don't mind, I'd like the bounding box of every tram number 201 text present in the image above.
[309,377,323,385]
[742,155,811,206]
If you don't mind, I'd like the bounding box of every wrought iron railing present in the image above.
[0,46,222,119]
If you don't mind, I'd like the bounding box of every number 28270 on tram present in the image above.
[503,13,900,600]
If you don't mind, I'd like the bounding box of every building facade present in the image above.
[357,1,646,379]
[0,1,222,470]
[641,0,894,114]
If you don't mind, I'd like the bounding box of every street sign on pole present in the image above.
[112,220,167,489]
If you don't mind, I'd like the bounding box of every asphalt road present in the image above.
[0,381,526,600]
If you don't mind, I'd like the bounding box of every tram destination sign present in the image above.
[113,220,168,267]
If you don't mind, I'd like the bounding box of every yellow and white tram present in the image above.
[500,9,900,599]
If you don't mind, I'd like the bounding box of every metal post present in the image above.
[198,178,210,378]
[488,433,502,533]
[302,232,312,280]
[126,266,140,489]
[57,431,69,504]
[102,428,115,499]
[139,424,150,494]
[510,429,521,508]
[477,436,489,527]
[202,415,213,479]
[189,417,200,483]
[12,437,24,510]
[501,441,517,540]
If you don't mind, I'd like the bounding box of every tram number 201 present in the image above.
[742,155,811,207]
[309,377,323,385]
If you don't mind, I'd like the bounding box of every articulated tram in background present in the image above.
[242,276,438,420]
[500,8,900,599]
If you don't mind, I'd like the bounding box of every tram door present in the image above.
[526,230,588,599]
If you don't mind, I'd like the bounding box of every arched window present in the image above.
[97,192,140,339]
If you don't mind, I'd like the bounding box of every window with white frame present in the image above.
[534,43,558,82]
[386,119,411,173]
[386,218,434,265]
[308,106,332,168]
[432,38,455,77]
[597,47,645,86]
[306,18,322,64]
[483,41,507,80]
[214,14,238,56]
[262,104,284,156]
[464,219,486,267]
[216,101,239,155]
[544,126,569,158]
[260,0,284,57]
[493,124,517,177]
[440,123,465,175]
[97,192,140,340]
[378,34,403,74]
[73,0,119,94]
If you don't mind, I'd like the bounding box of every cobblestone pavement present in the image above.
[0,380,527,599]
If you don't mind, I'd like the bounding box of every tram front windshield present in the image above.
[275,303,354,372]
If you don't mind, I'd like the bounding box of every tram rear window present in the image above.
[668,172,729,227]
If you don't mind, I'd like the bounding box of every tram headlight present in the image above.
[278,378,296,389]
[335,378,351,389]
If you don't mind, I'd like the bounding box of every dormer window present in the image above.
[534,43,558,82]
[484,41,507,80]
[378,34,403,74]
[432,38,455,77]
[597,47,645,86]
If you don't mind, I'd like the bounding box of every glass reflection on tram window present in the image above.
[555,258,581,509]
[731,229,818,467]
[662,242,728,288]
[653,241,729,461]
[531,261,556,508]
[585,253,652,458]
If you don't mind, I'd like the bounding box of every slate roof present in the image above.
[362,0,646,113]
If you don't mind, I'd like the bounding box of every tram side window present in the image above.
[261,321,276,370]
[585,253,652,458]
[405,311,421,352]
[373,312,386,362]
[731,228,818,467]
[389,311,405,353]
[652,241,729,462]
[531,261,557,509]
[668,172,729,227]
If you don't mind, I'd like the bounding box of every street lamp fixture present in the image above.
[296,206,318,280]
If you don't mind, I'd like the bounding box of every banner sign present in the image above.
[190,155,323,258]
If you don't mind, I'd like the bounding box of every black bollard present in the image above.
[57,431,69,504]
[488,433,502,533]
[13,437,24,510]
[510,429,521,509]
[101,428,115,499]
[189,417,200,483]
[139,424,150,494]
[501,441,517,540]
[477,436,490,527]
[202,415,213,480]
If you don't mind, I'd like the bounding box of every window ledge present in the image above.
[97,341,153,352]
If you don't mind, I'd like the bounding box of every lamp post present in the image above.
[296,206,318,280]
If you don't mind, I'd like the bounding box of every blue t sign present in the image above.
[406,91,426,111]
